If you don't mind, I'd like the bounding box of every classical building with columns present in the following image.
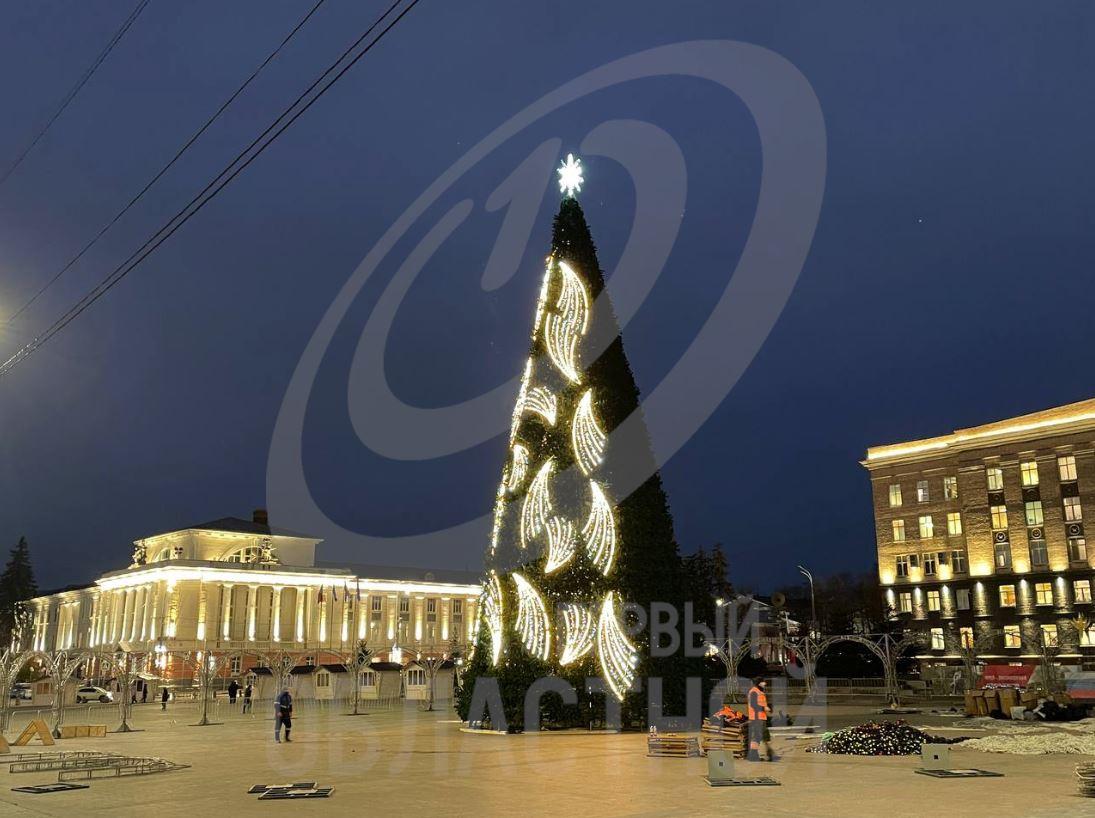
[19,510,481,682]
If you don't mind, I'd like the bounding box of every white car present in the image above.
[75,686,114,704]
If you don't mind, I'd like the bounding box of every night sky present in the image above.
[2,2,1094,593]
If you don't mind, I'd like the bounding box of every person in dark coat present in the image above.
[228,679,240,704]
[160,687,169,711]
[275,688,293,742]
[242,683,253,714]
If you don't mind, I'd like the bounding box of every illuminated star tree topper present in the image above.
[557,153,584,198]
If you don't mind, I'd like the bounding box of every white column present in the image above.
[140,584,152,641]
[271,587,283,642]
[196,583,208,641]
[295,588,306,643]
[148,583,161,642]
[221,584,234,641]
[246,585,258,641]
[357,594,367,640]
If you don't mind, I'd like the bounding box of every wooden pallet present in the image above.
[701,720,747,758]
[647,734,700,758]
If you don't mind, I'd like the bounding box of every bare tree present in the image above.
[416,649,456,712]
[954,626,1000,693]
[103,648,144,733]
[178,649,222,726]
[336,639,374,716]
[47,650,93,737]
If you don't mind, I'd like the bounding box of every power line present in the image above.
[0,0,422,380]
[6,0,328,324]
[0,0,150,190]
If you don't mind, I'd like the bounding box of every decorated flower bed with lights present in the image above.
[807,720,965,756]
[457,156,699,731]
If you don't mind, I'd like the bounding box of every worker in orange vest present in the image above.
[746,677,774,761]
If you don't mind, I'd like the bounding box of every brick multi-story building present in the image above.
[863,398,1095,671]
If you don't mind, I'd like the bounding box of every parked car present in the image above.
[75,686,114,704]
[9,683,32,701]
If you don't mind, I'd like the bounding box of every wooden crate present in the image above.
[647,734,700,758]
[701,720,747,759]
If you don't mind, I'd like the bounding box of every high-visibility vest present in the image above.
[747,686,768,721]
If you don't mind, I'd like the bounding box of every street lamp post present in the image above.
[798,565,817,637]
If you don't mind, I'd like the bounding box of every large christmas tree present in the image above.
[459,156,693,730]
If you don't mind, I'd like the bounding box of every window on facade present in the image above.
[930,628,944,650]
[1024,500,1044,526]
[898,593,912,613]
[896,555,910,577]
[1020,461,1039,487]
[892,519,906,542]
[999,585,1016,606]
[956,588,971,610]
[304,655,315,666]
[1029,539,1049,568]
[1003,625,1021,648]
[224,546,261,563]
[926,590,941,612]
[987,467,1004,491]
[1041,624,1059,647]
[230,656,242,674]
[370,596,382,620]
[316,671,330,688]
[951,550,967,574]
[943,476,958,500]
[889,484,902,507]
[406,669,426,686]
[453,599,463,616]
[426,599,437,622]
[1069,538,1088,563]
[1083,625,1095,647]
[959,627,974,649]
[947,512,963,536]
[923,553,937,576]
[399,597,410,616]
[1034,582,1053,605]
[1075,580,1093,603]
[919,515,934,538]
[991,505,1008,530]
[917,480,929,503]
[1064,496,1083,522]
[994,541,1012,569]
[360,670,376,687]
[1059,455,1078,482]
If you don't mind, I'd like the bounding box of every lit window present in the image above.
[1068,538,1088,563]
[1059,455,1078,482]
[453,599,463,615]
[1024,500,1044,526]
[1029,540,1048,568]
[944,476,958,500]
[427,599,437,622]
[927,590,941,612]
[923,553,937,576]
[1075,580,1092,603]
[999,585,1016,606]
[230,656,242,674]
[919,515,934,538]
[930,628,944,650]
[951,550,967,574]
[892,519,906,542]
[360,670,376,687]
[1003,625,1021,648]
[917,480,929,503]
[991,505,1008,530]
[406,669,426,686]
[1041,624,1059,647]
[399,597,410,615]
[316,671,330,688]
[959,627,974,649]
[224,546,261,563]
[898,592,912,613]
[987,466,1004,491]
[888,484,902,507]
[896,555,910,577]
[956,588,971,610]
[1034,582,1053,605]
[1083,625,1095,647]
[994,542,1012,569]
[1020,461,1039,487]
[947,512,963,536]
[1064,496,1083,522]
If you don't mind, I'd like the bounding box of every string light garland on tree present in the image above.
[461,150,691,728]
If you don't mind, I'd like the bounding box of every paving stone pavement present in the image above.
[0,700,1090,817]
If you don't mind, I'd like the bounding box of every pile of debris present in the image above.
[961,729,1095,756]
[808,720,962,756]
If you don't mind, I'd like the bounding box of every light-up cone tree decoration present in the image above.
[461,155,690,729]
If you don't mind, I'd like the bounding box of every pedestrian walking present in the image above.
[274,687,293,743]
[242,683,253,714]
[746,677,774,762]
[228,679,240,705]
[161,687,169,711]
[141,685,148,704]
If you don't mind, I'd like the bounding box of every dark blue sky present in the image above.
[2,2,1093,592]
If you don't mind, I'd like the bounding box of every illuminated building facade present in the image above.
[864,398,1095,669]
[19,510,480,676]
